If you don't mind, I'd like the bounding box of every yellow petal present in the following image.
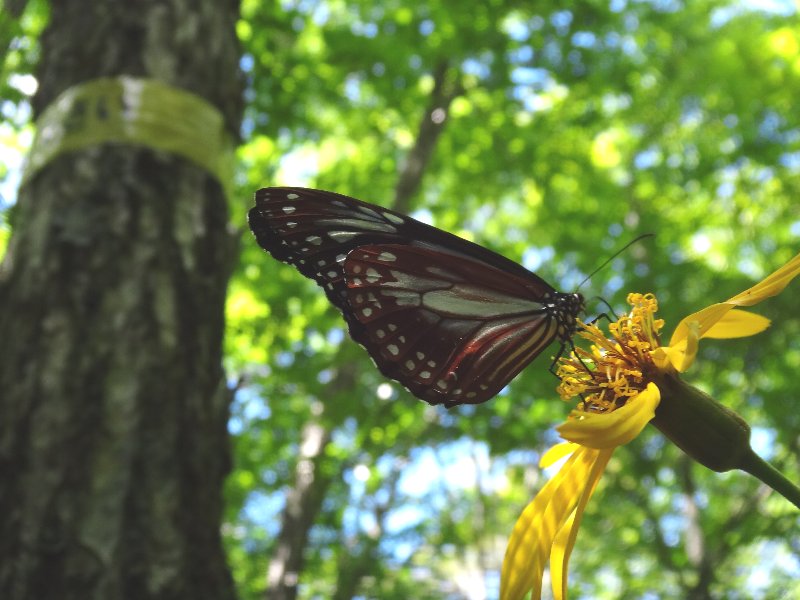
[550,449,613,600]
[652,336,696,372]
[551,510,578,600]
[680,321,701,371]
[726,252,800,307]
[651,344,678,371]
[667,253,800,351]
[540,442,580,468]
[500,448,600,600]
[501,453,575,600]
[668,303,732,347]
[703,309,771,338]
[555,383,661,449]
[663,310,770,371]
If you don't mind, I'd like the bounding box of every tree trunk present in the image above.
[0,2,243,599]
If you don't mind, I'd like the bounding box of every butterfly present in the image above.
[248,187,584,408]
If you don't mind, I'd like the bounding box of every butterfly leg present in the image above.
[589,313,616,326]
[549,338,597,384]
[548,342,567,378]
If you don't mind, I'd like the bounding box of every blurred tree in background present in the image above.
[1,0,799,599]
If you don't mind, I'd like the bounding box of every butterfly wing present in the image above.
[343,244,566,406]
[248,187,579,406]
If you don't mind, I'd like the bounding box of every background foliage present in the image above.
[3,0,799,598]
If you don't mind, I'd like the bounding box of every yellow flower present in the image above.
[500,252,800,600]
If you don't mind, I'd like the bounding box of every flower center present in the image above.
[557,293,664,413]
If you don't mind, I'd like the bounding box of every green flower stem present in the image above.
[738,449,800,510]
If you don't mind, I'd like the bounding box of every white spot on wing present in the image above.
[329,231,358,243]
[377,251,397,262]
[283,206,296,214]
[387,344,400,356]
[306,235,323,245]
[317,218,396,233]
[356,205,382,219]
[287,193,299,199]
[383,211,405,225]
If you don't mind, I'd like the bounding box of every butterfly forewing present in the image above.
[248,188,411,315]
[248,187,584,407]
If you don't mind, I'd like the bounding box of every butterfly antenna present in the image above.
[576,233,654,291]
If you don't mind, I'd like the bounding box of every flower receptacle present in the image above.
[650,373,751,473]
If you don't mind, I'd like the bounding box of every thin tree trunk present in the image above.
[264,364,354,600]
[680,456,773,600]
[0,2,243,599]
[331,457,408,600]
[263,62,463,600]
[265,421,334,599]
[393,60,463,214]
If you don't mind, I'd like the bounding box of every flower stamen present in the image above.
[557,293,664,413]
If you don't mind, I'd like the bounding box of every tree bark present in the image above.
[0,2,243,599]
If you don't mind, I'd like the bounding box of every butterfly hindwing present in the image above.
[343,244,564,406]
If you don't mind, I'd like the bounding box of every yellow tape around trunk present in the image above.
[23,76,235,196]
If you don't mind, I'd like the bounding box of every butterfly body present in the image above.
[249,187,584,407]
